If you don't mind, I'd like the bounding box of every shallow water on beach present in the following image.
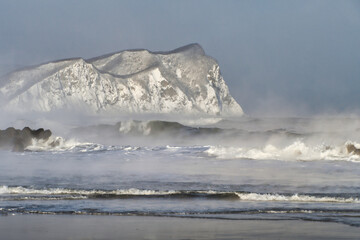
[1,117,360,227]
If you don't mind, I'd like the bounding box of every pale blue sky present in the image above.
[1,0,359,115]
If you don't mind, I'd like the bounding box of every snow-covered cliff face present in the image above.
[0,44,243,116]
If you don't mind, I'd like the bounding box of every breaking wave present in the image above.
[118,120,189,135]
[113,120,223,136]
[24,136,139,153]
[1,186,359,203]
[205,141,360,162]
[0,186,177,197]
[5,119,360,162]
[75,120,306,138]
[235,192,360,203]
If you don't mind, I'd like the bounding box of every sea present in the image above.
[1,116,360,227]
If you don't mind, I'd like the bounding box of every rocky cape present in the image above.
[0,44,243,116]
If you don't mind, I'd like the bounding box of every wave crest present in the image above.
[205,141,360,162]
[24,137,139,153]
[1,186,359,203]
[235,192,360,203]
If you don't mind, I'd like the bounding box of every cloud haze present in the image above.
[0,0,359,116]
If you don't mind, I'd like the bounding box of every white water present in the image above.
[0,186,178,196]
[205,141,360,162]
[235,192,360,203]
[1,117,360,227]
[1,186,359,204]
[24,136,140,153]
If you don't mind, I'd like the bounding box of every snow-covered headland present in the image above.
[0,44,243,121]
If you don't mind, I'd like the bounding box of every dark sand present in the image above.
[1,215,360,240]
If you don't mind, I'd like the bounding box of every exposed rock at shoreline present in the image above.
[0,127,52,152]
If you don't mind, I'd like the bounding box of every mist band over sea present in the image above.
[1,117,360,228]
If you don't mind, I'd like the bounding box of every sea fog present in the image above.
[3,112,360,161]
[1,113,360,227]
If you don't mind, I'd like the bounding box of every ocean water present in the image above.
[1,117,360,227]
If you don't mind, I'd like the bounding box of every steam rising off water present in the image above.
[1,117,360,227]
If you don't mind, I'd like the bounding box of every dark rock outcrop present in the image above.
[346,143,360,155]
[0,127,52,152]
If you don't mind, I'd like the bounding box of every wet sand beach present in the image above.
[1,215,360,240]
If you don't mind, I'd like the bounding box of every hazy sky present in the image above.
[1,0,359,116]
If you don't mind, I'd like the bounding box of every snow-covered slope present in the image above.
[0,44,243,116]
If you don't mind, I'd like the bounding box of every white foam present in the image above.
[205,141,360,162]
[118,120,151,135]
[24,136,139,153]
[113,188,178,195]
[263,210,314,214]
[1,186,358,204]
[179,117,222,126]
[0,186,178,196]
[235,192,360,203]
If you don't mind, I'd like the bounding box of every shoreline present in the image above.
[1,214,360,240]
